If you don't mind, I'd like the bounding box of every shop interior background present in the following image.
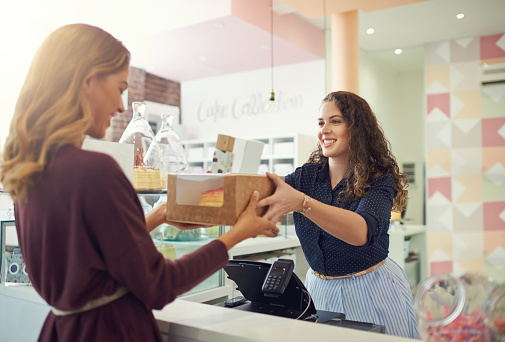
[0,0,504,281]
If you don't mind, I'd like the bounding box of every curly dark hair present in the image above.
[307,91,408,212]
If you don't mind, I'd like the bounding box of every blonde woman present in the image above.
[0,24,278,342]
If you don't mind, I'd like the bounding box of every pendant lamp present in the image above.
[267,0,278,112]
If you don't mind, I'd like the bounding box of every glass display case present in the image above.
[0,188,297,299]
[0,218,18,285]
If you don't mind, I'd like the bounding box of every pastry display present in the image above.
[164,226,202,241]
[199,187,224,207]
[156,243,177,260]
[132,166,162,190]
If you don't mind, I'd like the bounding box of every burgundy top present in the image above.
[14,144,229,341]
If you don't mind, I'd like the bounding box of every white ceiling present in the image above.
[127,0,505,80]
[2,0,505,83]
[356,0,505,73]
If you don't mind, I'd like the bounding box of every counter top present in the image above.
[154,299,418,342]
[389,224,426,236]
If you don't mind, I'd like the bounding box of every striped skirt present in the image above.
[305,258,419,339]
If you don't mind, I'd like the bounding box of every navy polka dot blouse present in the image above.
[285,162,396,276]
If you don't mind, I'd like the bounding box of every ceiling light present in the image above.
[366,28,375,35]
[456,13,464,19]
[260,44,269,50]
[198,56,207,62]
[395,49,403,55]
[213,22,225,28]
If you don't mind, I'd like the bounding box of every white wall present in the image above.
[360,50,425,225]
[180,60,326,141]
[180,54,426,224]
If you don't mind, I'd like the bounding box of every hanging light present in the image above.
[267,0,278,112]
[323,0,327,95]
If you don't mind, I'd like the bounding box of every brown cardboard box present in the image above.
[215,134,235,152]
[165,173,279,225]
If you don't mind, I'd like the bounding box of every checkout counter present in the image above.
[0,260,420,342]
[153,259,417,342]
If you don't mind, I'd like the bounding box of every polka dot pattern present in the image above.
[285,162,396,276]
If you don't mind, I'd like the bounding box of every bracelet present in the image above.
[298,195,313,214]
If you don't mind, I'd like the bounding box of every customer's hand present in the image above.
[218,191,279,250]
[257,172,305,223]
[146,201,209,232]
[167,221,211,231]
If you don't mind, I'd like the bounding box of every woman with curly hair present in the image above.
[258,91,418,338]
[0,23,277,341]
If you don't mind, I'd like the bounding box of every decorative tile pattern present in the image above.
[451,148,482,175]
[452,175,482,203]
[451,90,481,119]
[453,203,483,232]
[430,261,453,275]
[453,259,484,277]
[426,64,450,93]
[452,119,481,148]
[483,201,505,231]
[480,33,505,61]
[452,232,484,259]
[482,84,505,119]
[428,149,451,176]
[426,41,451,66]
[428,177,452,201]
[482,117,505,146]
[450,62,481,91]
[426,32,505,279]
[450,38,479,63]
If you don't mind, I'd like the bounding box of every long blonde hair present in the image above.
[0,24,130,201]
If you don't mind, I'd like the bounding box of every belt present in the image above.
[51,286,128,316]
[312,259,387,280]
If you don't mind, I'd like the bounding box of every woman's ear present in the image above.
[82,75,95,95]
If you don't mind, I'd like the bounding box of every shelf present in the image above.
[229,235,300,258]
[389,224,426,237]
[181,134,317,175]
[389,224,428,288]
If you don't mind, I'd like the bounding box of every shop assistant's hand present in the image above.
[218,191,279,250]
[145,201,209,233]
[257,172,305,223]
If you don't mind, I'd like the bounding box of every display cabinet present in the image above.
[388,224,428,289]
[182,134,317,175]
[0,189,302,302]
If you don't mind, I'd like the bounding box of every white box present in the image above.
[82,139,134,181]
[231,138,264,174]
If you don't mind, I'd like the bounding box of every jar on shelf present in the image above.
[146,113,188,188]
[485,284,505,340]
[138,196,152,216]
[149,195,177,260]
[414,272,497,341]
[119,102,159,167]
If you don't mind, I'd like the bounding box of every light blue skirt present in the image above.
[305,258,419,339]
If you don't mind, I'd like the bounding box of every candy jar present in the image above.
[414,272,496,341]
[119,102,157,167]
[485,284,505,340]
